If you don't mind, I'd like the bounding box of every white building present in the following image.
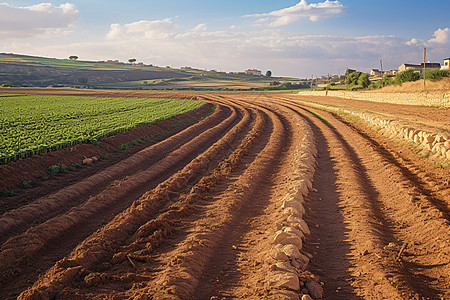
[245,69,262,76]
[370,69,383,76]
[441,58,449,70]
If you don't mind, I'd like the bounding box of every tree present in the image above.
[357,73,370,88]
[128,58,137,64]
[345,71,370,89]
[69,56,78,60]
[345,71,361,85]
[265,70,272,77]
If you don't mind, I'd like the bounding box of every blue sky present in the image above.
[0,0,449,77]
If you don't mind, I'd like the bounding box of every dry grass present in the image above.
[379,77,450,93]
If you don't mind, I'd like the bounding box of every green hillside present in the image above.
[0,53,302,90]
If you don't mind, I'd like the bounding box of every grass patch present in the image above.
[336,111,361,123]
[22,181,32,188]
[304,108,329,124]
[48,165,61,175]
[1,189,17,197]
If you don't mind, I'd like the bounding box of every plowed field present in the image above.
[0,91,449,300]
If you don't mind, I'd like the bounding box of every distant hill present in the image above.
[0,53,290,90]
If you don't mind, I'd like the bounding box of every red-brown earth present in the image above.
[0,88,448,300]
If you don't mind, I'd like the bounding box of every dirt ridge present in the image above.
[0,91,447,300]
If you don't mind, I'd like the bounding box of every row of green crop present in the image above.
[0,95,204,164]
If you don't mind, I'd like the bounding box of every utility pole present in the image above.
[380,60,384,88]
[423,47,427,93]
[345,68,348,89]
[326,73,330,96]
[311,74,314,91]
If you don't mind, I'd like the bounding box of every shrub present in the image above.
[22,181,32,188]
[347,85,364,91]
[345,72,361,85]
[270,81,281,86]
[423,69,449,81]
[369,80,382,90]
[395,69,420,84]
[1,190,17,197]
[48,165,60,175]
[369,74,395,90]
[357,73,370,88]
[383,74,395,86]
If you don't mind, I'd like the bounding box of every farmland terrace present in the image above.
[0,61,192,87]
[0,53,279,89]
[0,89,448,300]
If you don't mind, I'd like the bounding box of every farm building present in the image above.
[370,69,397,76]
[245,69,262,76]
[385,70,397,75]
[441,58,449,70]
[398,62,441,72]
[370,69,383,76]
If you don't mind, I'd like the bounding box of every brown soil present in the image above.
[288,94,450,131]
[0,90,448,300]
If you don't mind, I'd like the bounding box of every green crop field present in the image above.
[0,94,204,164]
[0,55,179,71]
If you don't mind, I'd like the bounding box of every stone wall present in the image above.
[297,90,450,107]
[295,100,450,162]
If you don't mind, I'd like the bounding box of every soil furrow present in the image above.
[333,113,450,215]
[16,101,257,299]
[0,104,228,243]
[1,91,448,300]
[200,96,318,299]
[287,101,449,300]
[274,100,360,299]
[0,103,215,210]
[138,103,280,299]
[0,103,241,299]
[191,101,288,299]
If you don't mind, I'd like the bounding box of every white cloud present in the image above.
[106,18,177,40]
[407,28,449,62]
[1,18,446,77]
[49,19,419,76]
[427,27,449,45]
[247,0,345,26]
[192,23,207,32]
[0,2,78,39]
[405,38,424,46]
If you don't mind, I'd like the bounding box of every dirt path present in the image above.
[0,91,448,299]
[285,94,450,131]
